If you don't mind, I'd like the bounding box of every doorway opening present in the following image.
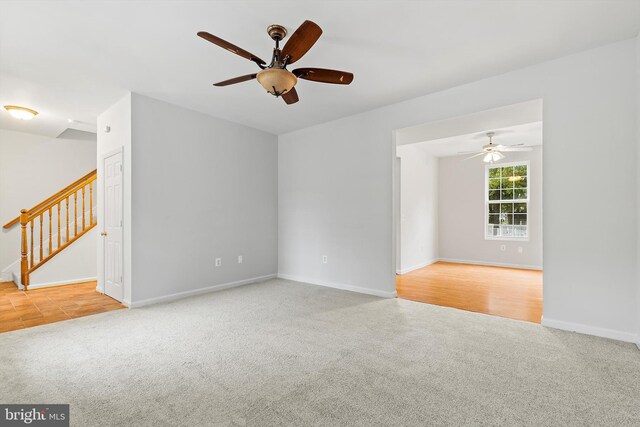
[392,100,543,323]
[0,129,124,333]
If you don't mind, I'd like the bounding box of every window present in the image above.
[486,162,529,240]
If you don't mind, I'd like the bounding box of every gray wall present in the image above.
[130,94,277,303]
[396,144,439,273]
[278,39,637,341]
[438,147,542,269]
[637,35,640,346]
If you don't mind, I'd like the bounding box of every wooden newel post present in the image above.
[19,209,29,290]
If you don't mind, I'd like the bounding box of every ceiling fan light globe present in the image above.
[483,152,505,163]
[256,69,297,96]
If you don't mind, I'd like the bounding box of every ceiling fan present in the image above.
[459,132,533,163]
[197,20,354,105]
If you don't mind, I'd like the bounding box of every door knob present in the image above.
[101,232,107,236]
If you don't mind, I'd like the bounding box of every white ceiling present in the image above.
[1,1,639,137]
[409,121,543,158]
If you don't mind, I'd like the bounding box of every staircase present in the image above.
[2,170,97,290]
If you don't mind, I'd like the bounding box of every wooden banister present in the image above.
[10,170,97,290]
[3,169,97,229]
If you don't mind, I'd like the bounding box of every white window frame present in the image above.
[484,160,530,242]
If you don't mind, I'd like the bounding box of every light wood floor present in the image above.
[396,262,543,323]
[0,281,124,333]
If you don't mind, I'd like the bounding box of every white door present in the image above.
[103,151,124,302]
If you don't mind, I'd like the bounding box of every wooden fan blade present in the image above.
[197,31,266,65]
[213,74,257,87]
[293,68,354,85]
[281,20,322,64]
[282,87,299,105]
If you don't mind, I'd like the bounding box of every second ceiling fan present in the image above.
[197,20,353,105]
[460,132,533,163]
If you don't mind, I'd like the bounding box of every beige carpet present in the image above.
[0,279,639,426]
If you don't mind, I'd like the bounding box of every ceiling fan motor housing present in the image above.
[267,25,287,41]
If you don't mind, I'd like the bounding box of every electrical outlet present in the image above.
[518,246,523,254]
[215,258,222,267]
[322,255,328,264]
[500,244,506,252]
[238,255,243,264]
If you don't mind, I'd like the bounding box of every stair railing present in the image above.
[3,170,97,290]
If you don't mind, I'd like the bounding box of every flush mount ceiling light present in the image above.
[458,131,534,163]
[4,105,38,120]
[197,20,353,105]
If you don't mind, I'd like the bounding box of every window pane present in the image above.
[514,165,527,177]
[514,203,527,213]
[488,214,500,224]
[501,189,513,200]
[488,167,500,179]
[514,188,527,199]
[501,166,514,177]
[500,214,513,225]
[489,190,500,201]
[514,225,527,238]
[488,178,500,190]
[501,225,514,237]
[501,177,513,189]
[501,203,513,213]
[488,203,500,214]
[514,176,527,188]
[514,214,527,226]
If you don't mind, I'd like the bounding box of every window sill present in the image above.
[485,236,529,242]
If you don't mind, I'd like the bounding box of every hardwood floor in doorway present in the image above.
[396,262,542,323]
[0,281,124,333]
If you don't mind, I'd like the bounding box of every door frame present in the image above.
[98,147,125,303]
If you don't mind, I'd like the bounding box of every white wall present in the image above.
[637,34,640,346]
[438,147,542,269]
[97,93,132,302]
[396,144,438,273]
[29,228,97,287]
[129,94,277,304]
[278,39,637,341]
[0,128,97,284]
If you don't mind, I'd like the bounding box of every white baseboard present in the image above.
[1,260,20,281]
[438,257,542,271]
[277,273,397,298]
[542,317,637,343]
[128,274,277,308]
[19,276,97,290]
[396,258,438,275]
